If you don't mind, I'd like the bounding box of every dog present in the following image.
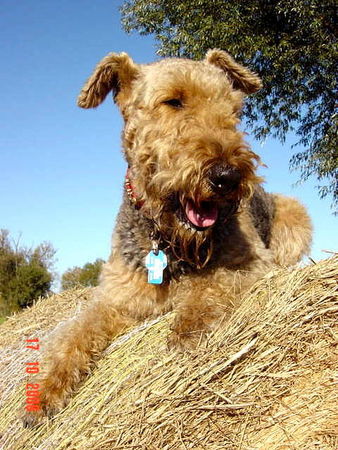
[22,49,312,426]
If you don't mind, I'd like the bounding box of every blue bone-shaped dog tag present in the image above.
[145,250,167,284]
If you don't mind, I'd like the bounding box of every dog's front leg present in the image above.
[22,255,169,426]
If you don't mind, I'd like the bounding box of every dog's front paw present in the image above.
[167,314,208,351]
[21,386,68,428]
[21,399,65,428]
[21,408,46,428]
[167,326,207,352]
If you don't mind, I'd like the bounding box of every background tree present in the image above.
[121,0,338,212]
[0,229,56,317]
[61,259,104,291]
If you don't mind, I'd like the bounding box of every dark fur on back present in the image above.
[248,186,275,248]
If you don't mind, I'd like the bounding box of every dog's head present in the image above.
[78,50,263,266]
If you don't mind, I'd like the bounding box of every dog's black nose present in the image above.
[209,165,241,195]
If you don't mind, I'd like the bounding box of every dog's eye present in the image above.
[163,98,183,108]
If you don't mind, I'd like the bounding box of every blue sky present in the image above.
[0,0,336,287]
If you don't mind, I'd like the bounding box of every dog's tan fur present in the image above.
[23,50,312,426]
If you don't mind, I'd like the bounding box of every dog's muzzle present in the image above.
[177,164,241,230]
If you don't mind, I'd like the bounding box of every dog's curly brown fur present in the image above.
[22,50,312,426]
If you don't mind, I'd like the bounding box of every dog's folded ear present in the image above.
[205,49,262,94]
[77,52,139,108]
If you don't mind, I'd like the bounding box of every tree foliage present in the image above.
[121,0,338,211]
[61,259,104,291]
[0,229,55,316]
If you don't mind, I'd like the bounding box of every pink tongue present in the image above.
[185,200,218,228]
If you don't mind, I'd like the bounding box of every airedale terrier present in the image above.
[23,50,312,425]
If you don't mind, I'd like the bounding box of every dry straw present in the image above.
[0,256,337,449]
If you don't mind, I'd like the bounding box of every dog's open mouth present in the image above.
[180,199,219,230]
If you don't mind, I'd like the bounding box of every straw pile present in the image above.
[0,256,337,449]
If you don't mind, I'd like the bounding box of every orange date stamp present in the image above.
[25,338,41,411]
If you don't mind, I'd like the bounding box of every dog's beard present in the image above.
[169,223,214,268]
[152,193,238,268]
